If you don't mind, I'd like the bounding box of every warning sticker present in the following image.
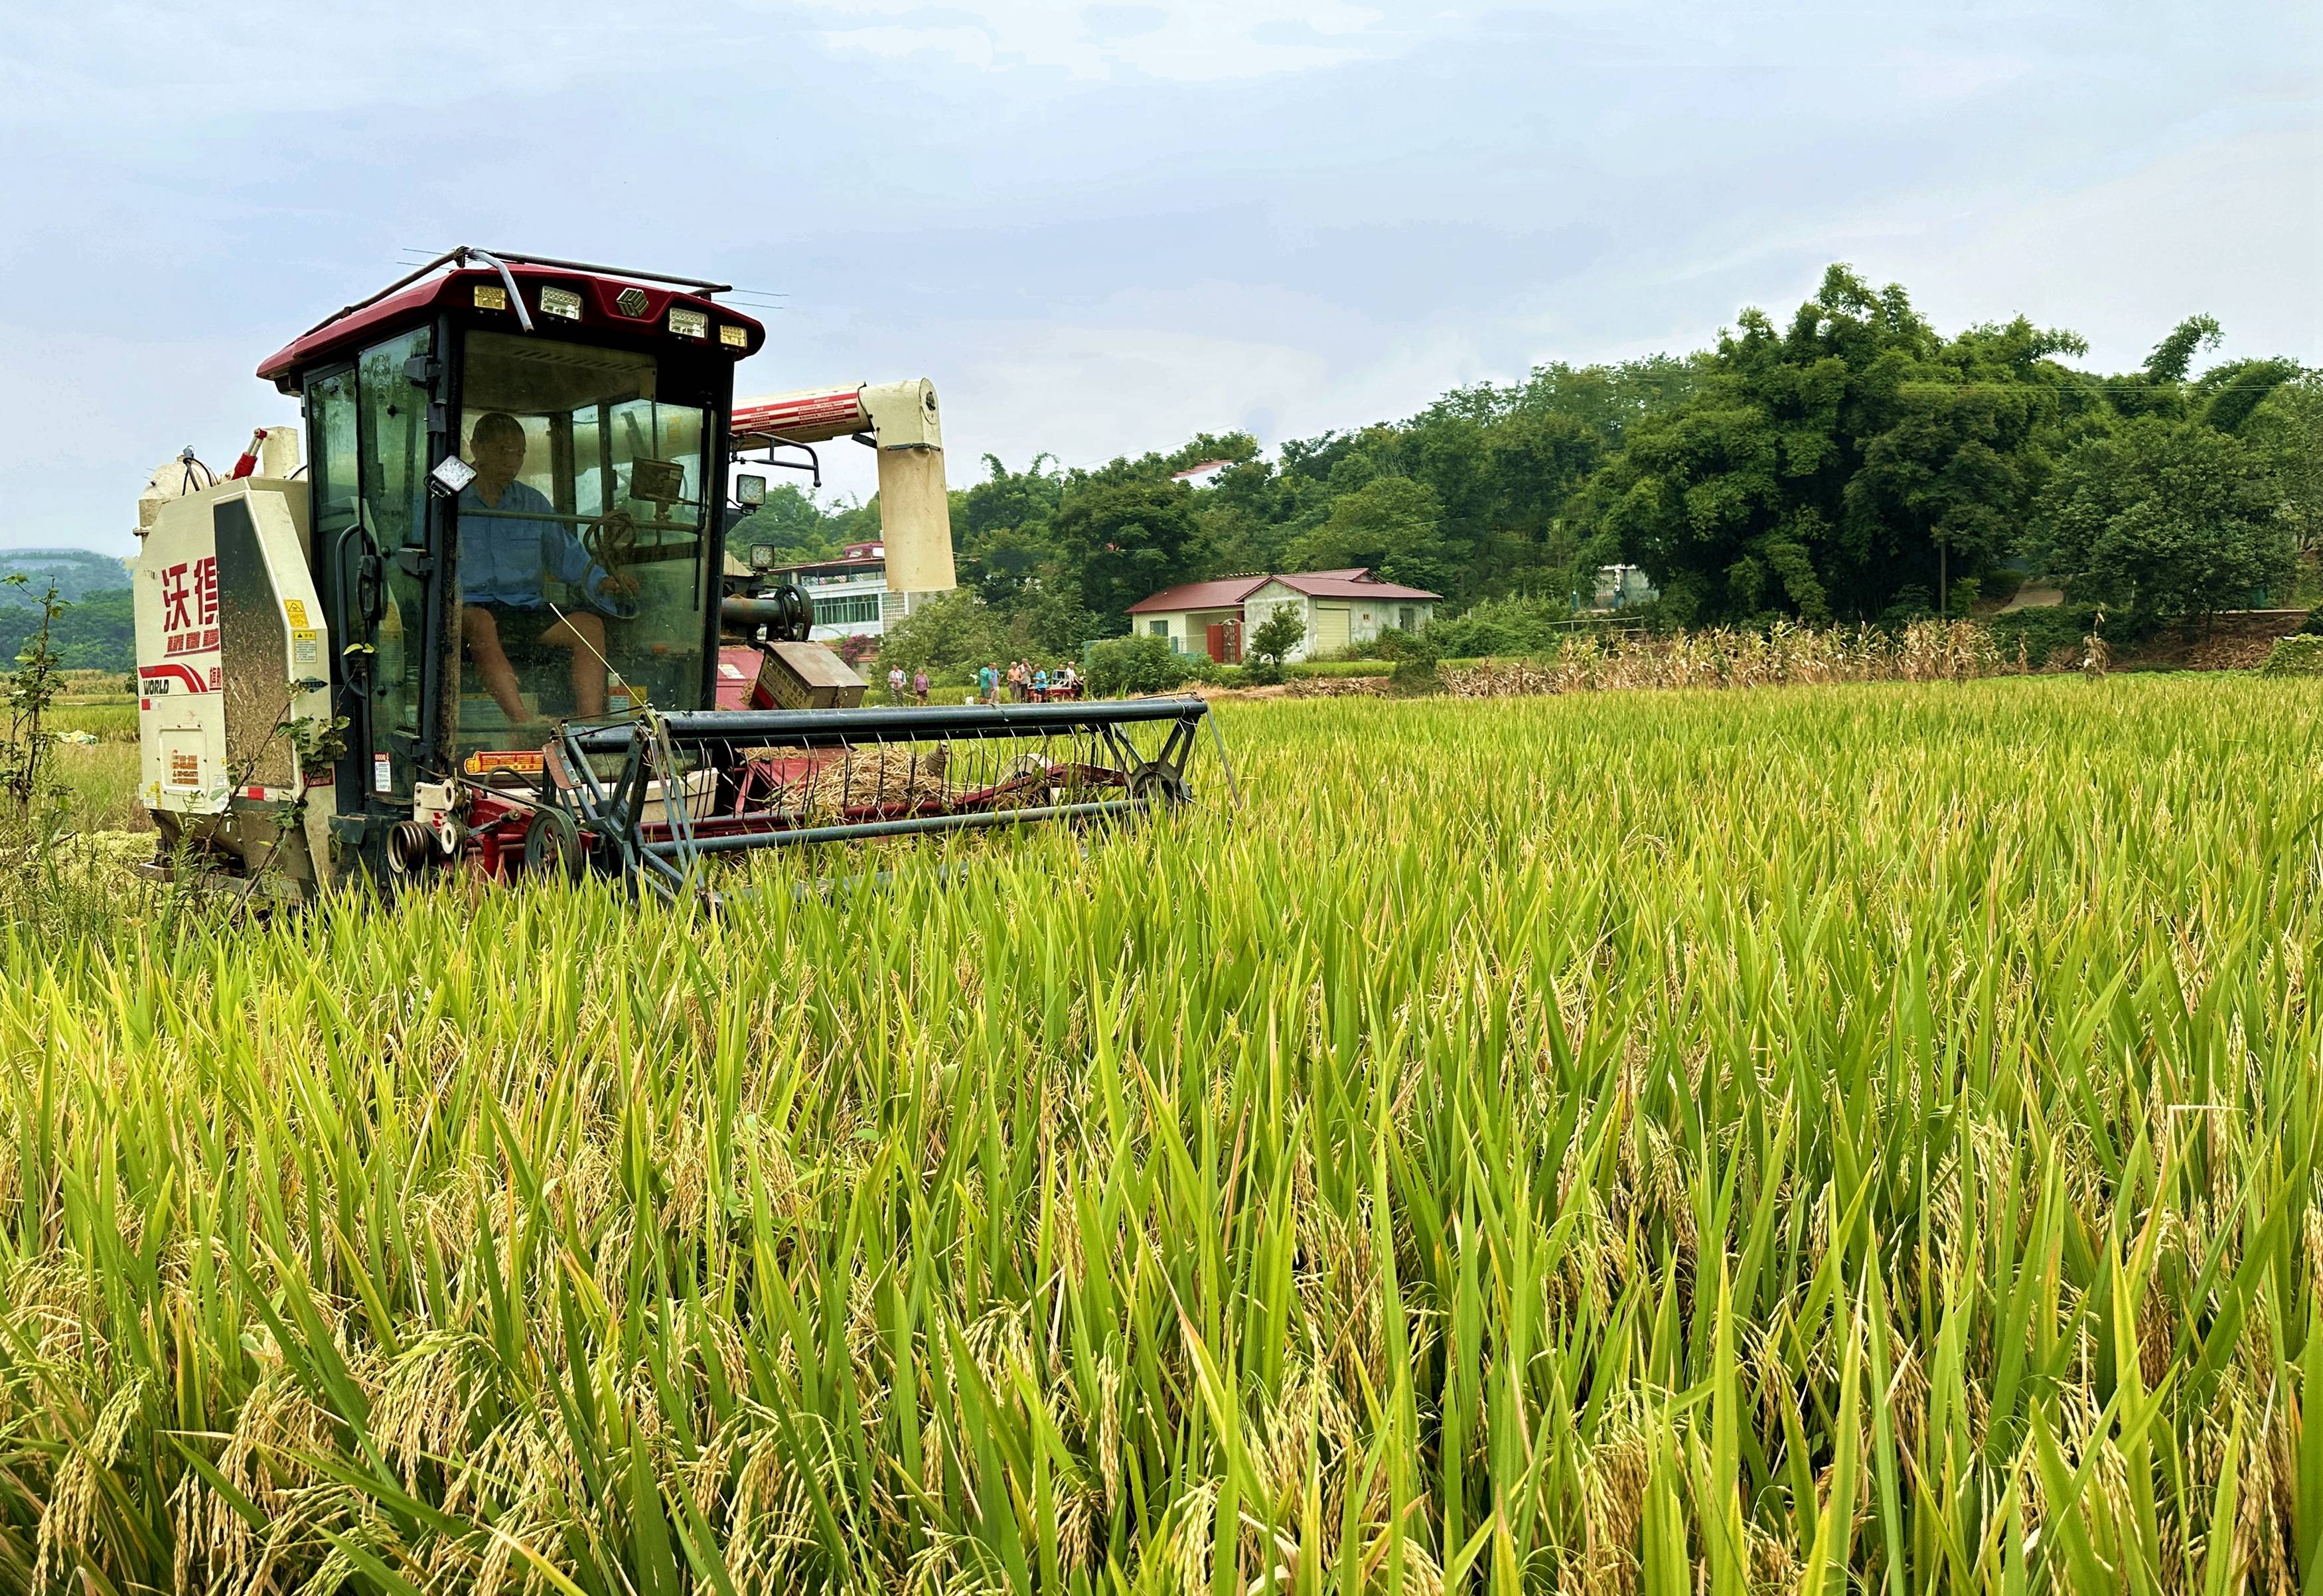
[169,751,200,788]
[373,752,394,794]
[464,750,546,776]
[283,599,310,627]
[291,627,320,668]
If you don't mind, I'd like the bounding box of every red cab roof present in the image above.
[255,261,765,390]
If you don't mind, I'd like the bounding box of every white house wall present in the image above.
[1241,583,1313,662]
[803,573,891,641]
[1237,581,1436,662]
[1132,585,1445,663]
[1138,607,1245,654]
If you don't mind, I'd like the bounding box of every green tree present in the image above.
[1594,269,2090,624]
[1051,477,1202,631]
[1512,355,1700,447]
[955,454,1064,546]
[872,591,1007,679]
[0,585,134,672]
[1083,635,1191,696]
[1246,605,1305,667]
[0,578,66,815]
[2030,418,2289,622]
[2193,357,2303,437]
[2142,314,2223,384]
[1162,431,1262,474]
[2245,371,2323,555]
[2095,315,2226,423]
[959,522,1066,607]
[1290,476,1452,594]
[723,483,841,567]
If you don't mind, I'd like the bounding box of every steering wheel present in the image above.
[581,510,643,618]
[584,508,638,572]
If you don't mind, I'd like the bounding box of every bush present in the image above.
[1282,660,1394,680]
[1390,657,1442,695]
[1384,631,1444,696]
[1247,607,1305,670]
[1981,603,2154,669]
[1085,636,1194,697]
[2258,635,2323,677]
[1419,614,1513,658]
[1420,594,1587,658]
[1169,655,1256,688]
[1371,626,1430,661]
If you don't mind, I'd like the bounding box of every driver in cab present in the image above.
[457,411,638,728]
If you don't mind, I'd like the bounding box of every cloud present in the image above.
[770,279,1501,507]
[1909,123,2323,370]
[2,0,2317,552]
[813,0,1429,82]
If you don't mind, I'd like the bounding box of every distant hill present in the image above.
[0,549,134,605]
[0,550,136,672]
[0,590,135,673]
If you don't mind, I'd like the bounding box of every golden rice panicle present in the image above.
[0,672,2314,1591]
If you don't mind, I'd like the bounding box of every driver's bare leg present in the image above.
[540,612,610,716]
[459,606,532,723]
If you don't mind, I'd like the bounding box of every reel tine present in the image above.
[565,696,1215,886]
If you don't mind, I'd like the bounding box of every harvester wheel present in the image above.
[524,807,585,881]
[1126,761,1189,808]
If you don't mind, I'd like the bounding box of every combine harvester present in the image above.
[131,247,1214,905]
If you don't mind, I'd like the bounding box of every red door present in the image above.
[1205,622,1227,663]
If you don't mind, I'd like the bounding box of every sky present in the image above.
[1,0,2316,554]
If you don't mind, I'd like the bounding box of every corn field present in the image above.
[1442,620,2022,697]
[1,675,2318,1593]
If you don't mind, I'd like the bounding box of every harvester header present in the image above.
[130,247,1212,905]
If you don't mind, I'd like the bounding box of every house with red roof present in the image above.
[1125,568,1440,663]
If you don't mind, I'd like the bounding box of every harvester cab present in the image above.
[132,248,1213,904]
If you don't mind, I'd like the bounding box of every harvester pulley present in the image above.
[386,820,438,877]
[522,806,584,880]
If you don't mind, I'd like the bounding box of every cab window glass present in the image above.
[355,328,432,795]
[453,331,711,752]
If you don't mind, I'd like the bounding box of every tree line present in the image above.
[731,263,2320,672]
[28,263,2315,679]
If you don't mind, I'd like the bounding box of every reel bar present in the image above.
[640,797,1148,855]
[552,696,1211,904]
[564,696,1209,754]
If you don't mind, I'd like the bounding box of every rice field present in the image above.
[1,675,2318,1593]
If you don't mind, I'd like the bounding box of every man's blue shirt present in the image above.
[458,480,603,608]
